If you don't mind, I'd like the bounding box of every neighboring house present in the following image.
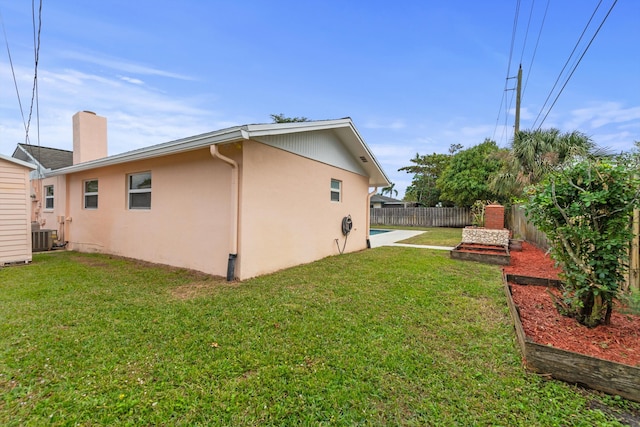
[11,143,73,228]
[12,143,74,176]
[0,153,36,265]
[18,111,390,280]
[370,194,411,208]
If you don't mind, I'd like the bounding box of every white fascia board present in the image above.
[46,126,247,176]
[244,118,353,136]
[343,125,391,187]
[14,145,43,169]
[44,118,391,187]
[0,152,37,169]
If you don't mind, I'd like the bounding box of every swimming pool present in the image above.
[369,229,391,235]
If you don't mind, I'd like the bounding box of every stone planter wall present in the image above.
[462,227,509,247]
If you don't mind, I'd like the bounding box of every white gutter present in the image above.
[47,127,247,176]
[210,145,239,281]
[366,187,378,248]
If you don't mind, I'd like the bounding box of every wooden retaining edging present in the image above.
[450,244,511,266]
[503,274,640,402]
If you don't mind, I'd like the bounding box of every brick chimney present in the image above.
[484,204,505,230]
[72,111,107,164]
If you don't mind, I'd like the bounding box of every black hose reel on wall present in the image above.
[336,214,352,254]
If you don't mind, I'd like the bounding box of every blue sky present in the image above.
[0,0,638,198]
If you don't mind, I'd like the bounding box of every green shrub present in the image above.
[525,155,640,327]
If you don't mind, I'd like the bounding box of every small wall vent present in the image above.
[359,156,368,163]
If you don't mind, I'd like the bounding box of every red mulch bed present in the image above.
[503,242,640,367]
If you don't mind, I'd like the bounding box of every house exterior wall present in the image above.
[0,158,32,264]
[63,148,233,276]
[237,140,369,279]
[37,175,67,233]
[45,141,371,280]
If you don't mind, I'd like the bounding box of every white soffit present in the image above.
[253,130,367,176]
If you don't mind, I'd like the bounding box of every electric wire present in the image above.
[518,0,536,65]
[536,0,618,129]
[24,0,43,147]
[0,11,29,141]
[492,0,522,144]
[531,0,605,129]
[522,0,550,99]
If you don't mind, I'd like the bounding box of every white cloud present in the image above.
[119,76,144,85]
[58,50,196,81]
[508,106,534,121]
[362,119,406,130]
[565,102,640,130]
[0,62,227,156]
[441,124,496,147]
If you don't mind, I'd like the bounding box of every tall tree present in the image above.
[490,128,594,199]
[399,144,462,206]
[270,113,310,123]
[436,139,505,208]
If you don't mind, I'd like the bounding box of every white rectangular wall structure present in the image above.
[0,155,35,265]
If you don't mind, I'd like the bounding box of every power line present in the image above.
[0,11,29,142]
[492,0,522,144]
[521,0,550,99]
[24,0,43,146]
[531,0,607,129]
[518,0,536,65]
[536,0,618,129]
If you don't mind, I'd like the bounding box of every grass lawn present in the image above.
[394,227,462,247]
[373,226,462,247]
[1,249,637,425]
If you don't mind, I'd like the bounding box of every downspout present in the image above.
[366,187,377,249]
[210,145,239,281]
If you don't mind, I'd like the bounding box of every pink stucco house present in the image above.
[23,111,389,280]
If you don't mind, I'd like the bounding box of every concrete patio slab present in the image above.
[369,229,454,250]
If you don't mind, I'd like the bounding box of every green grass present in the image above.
[1,249,637,425]
[389,227,462,247]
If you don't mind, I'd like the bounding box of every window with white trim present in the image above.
[84,179,98,209]
[330,179,341,202]
[128,172,151,210]
[44,185,54,209]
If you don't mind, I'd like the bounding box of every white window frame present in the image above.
[127,172,152,210]
[330,179,342,202]
[84,179,99,209]
[44,185,54,210]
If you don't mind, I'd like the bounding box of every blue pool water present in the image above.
[370,229,391,235]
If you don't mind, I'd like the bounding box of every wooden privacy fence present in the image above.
[509,204,640,289]
[509,204,549,250]
[370,207,472,228]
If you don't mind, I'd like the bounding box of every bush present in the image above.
[525,155,640,327]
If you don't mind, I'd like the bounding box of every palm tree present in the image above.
[490,128,594,198]
[381,183,398,198]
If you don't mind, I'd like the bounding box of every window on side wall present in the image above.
[330,179,341,202]
[44,185,54,210]
[84,179,98,209]
[128,172,151,210]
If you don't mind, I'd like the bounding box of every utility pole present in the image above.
[514,64,522,138]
